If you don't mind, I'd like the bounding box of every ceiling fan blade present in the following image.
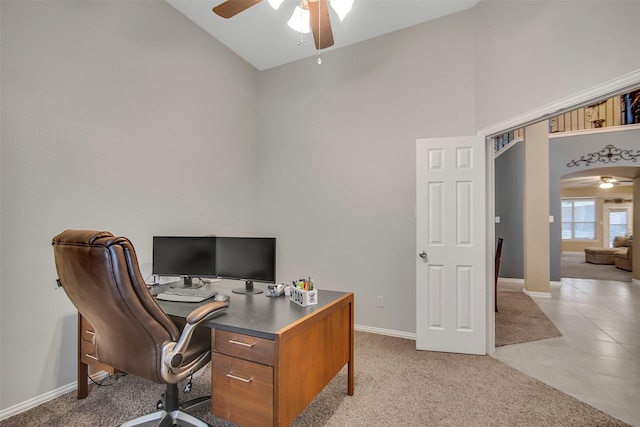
[213,0,263,19]
[309,0,334,50]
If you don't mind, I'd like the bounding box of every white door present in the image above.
[416,136,486,355]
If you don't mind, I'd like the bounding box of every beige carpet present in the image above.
[495,290,562,347]
[1,332,627,427]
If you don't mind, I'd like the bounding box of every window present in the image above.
[561,198,596,240]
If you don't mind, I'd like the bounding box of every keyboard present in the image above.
[156,287,218,303]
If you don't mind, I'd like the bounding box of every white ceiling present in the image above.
[166,0,480,70]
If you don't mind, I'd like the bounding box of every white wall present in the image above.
[1,0,259,411]
[473,1,640,130]
[257,10,477,334]
[256,0,640,334]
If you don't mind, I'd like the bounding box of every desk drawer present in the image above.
[78,316,118,374]
[80,339,97,360]
[212,353,273,427]
[80,317,96,342]
[214,330,275,366]
[80,338,117,373]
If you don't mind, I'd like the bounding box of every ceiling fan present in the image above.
[587,176,633,189]
[212,0,342,50]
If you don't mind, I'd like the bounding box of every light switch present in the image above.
[495,216,501,223]
[549,215,554,223]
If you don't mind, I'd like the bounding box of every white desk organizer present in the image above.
[290,287,318,307]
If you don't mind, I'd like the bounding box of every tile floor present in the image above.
[493,278,640,426]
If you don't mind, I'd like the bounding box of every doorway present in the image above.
[482,70,640,353]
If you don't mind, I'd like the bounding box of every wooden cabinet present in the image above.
[77,313,119,399]
[210,292,354,427]
[212,330,275,427]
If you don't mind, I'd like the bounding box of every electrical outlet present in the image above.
[377,296,384,308]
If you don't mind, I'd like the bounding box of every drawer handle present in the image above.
[226,372,253,383]
[228,339,256,348]
[86,330,95,336]
[85,353,98,361]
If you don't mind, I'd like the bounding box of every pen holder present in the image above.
[290,287,317,307]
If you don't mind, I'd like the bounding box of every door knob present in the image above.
[419,251,427,259]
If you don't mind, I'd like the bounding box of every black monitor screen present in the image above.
[216,237,276,285]
[152,236,217,279]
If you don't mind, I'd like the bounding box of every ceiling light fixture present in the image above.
[599,176,617,189]
[287,1,311,34]
[286,0,353,34]
[213,0,348,58]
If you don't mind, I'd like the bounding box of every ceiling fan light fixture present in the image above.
[330,0,354,21]
[267,0,286,9]
[288,4,311,34]
[599,182,614,189]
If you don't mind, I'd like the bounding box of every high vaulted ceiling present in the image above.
[166,0,480,70]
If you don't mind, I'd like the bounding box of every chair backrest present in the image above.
[494,237,504,312]
[495,237,504,284]
[52,230,180,383]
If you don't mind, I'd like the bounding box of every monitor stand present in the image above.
[169,276,203,289]
[232,280,263,295]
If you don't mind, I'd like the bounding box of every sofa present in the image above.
[614,243,632,271]
[584,236,632,266]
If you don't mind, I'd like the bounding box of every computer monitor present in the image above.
[216,237,276,294]
[152,236,217,288]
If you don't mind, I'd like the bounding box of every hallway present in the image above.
[494,278,640,426]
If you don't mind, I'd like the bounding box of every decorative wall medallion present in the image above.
[567,144,640,167]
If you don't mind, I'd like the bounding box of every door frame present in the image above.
[604,204,633,247]
[478,68,640,354]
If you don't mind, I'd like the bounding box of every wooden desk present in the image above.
[76,314,121,399]
[157,281,354,427]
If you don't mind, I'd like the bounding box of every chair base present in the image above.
[120,383,211,427]
[120,408,210,427]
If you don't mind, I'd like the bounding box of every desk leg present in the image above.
[77,315,88,399]
[77,361,88,399]
[348,295,355,396]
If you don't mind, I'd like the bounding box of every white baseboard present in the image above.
[497,278,559,294]
[0,371,109,422]
[632,278,640,287]
[497,278,524,292]
[355,324,416,341]
[524,289,552,298]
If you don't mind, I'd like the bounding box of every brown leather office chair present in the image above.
[52,230,228,427]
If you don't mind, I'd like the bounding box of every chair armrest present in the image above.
[163,301,229,374]
[186,301,229,324]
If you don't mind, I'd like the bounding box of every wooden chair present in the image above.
[495,237,503,313]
